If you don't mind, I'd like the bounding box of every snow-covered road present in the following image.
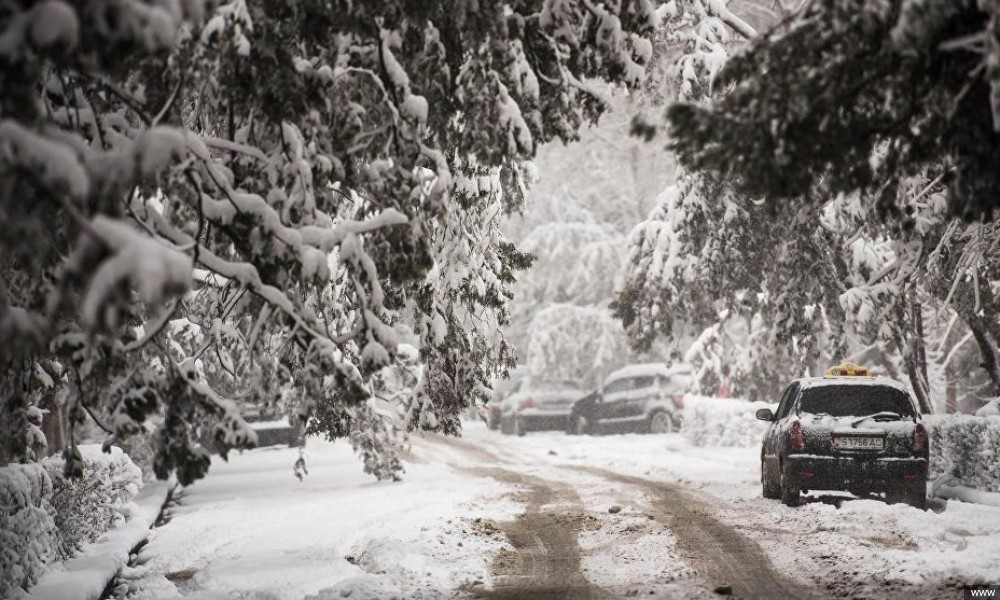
[123,422,1000,599]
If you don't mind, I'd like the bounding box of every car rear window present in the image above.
[798,385,916,417]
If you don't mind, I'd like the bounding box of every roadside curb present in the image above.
[22,479,176,600]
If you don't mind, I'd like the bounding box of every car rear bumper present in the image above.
[785,454,927,492]
[516,411,570,431]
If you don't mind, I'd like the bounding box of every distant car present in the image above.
[485,370,530,430]
[567,363,692,435]
[500,380,582,436]
[756,363,928,509]
[486,380,517,430]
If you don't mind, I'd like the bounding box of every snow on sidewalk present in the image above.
[20,480,173,600]
[125,436,520,600]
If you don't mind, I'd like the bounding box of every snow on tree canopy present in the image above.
[0,0,656,479]
[80,217,191,329]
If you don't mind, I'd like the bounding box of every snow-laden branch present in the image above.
[701,0,756,40]
[198,135,268,161]
[141,201,387,350]
[187,132,408,256]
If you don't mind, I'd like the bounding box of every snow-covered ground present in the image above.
[122,420,1000,599]
[124,436,520,599]
[456,422,1000,598]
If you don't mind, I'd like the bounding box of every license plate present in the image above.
[833,436,883,449]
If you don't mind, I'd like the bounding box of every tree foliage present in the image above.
[667,0,1000,219]
[0,0,656,480]
[618,0,1000,410]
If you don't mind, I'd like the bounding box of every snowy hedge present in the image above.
[0,464,59,598]
[44,446,144,556]
[0,446,143,597]
[681,395,772,448]
[926,415,1000,493]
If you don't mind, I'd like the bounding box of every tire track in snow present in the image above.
[571,466,811,600]
[465,467,612,600]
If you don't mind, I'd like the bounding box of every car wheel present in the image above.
[779,462,800,507]
[762,459,780,499]
[514,417,526,437]
[648,411,675,434]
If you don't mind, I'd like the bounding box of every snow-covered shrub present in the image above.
[926,415,1000,493]
[43,445,143,556]
[0,463,59,597]
[681,395,772,448]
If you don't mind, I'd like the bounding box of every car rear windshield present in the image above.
[798,385,915,417]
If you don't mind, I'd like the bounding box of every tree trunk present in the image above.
[945,367,957,414]
[903,355,934,414]
[895,303,933,414]
[968,316,1000,396]
[0,362,32,466]
[912,300,929,391]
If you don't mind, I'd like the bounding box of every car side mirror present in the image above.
[755,408,775,422]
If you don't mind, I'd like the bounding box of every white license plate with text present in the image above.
[834,436,884,449]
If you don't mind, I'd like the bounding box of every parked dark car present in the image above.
[567,363,691,435]
[756,363,928,509]
[500,379,582,436]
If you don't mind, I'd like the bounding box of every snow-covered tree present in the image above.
[616,174,855,399]
[0,0,657,480]
[524,303,632,388]
[620,0,1000,409]
[667,0,1000,218]
[517,222,625,306]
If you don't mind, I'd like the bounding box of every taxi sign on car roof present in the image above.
[824,362,871,377]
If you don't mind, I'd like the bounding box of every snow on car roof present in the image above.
[798,376,910,393]
[606,362,691,382]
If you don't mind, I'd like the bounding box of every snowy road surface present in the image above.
[123,421,1000,599]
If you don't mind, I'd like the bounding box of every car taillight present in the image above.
[912,423,928,454]
[789,420,806,451]
[672,394,685,409]
[519,398,536,410]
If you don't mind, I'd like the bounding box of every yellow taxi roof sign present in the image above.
[825,362,871,377]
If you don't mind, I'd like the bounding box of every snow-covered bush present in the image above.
[0,447,144,596]
[0,463,59,597]
[681,395,771,448]
[43,446,143,557]
[926,415,1000,493]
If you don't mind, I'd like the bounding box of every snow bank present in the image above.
[681,395,771,448]
[926,414,1000,494]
